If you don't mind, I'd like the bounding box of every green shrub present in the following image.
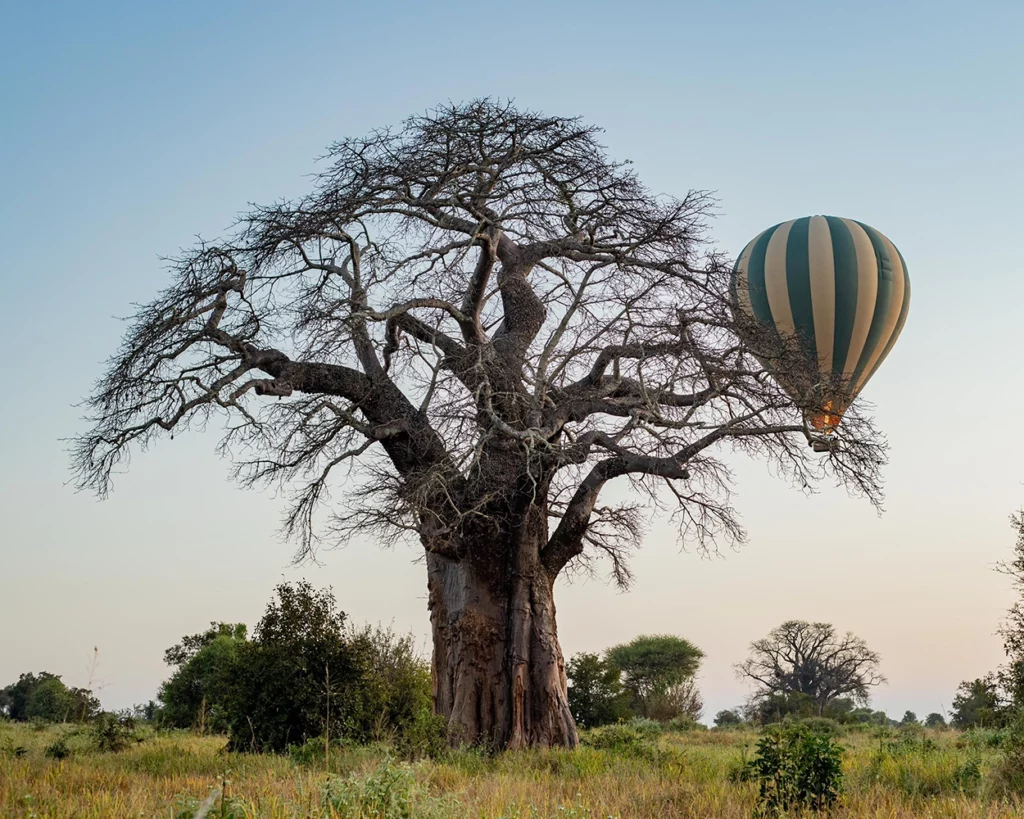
[287,735,349,767]
[626,717,663,736]
[93,712,140,752]
[789,716,844,736]
[666,716,705,732]
[44,736,71,760]
[395,707,448,760]
[991,712,1024,795]
[581,724,683,766]
[320,759,452,817]
[747,723,844,816]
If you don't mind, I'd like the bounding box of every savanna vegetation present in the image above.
[6,539,1024,819]
[16,102,1019,815]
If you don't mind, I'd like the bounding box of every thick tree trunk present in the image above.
[425,503,579,749]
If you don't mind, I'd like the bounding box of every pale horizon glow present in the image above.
[1,0,1022,723]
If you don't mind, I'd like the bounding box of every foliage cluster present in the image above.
[745,723,845,815]
[566,635,703,730]
[156,581,433,754]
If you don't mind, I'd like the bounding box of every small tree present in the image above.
[159,630,247,732]
[899,710,919,727]
[225,581,368,752]
[347,623,433,739]
[951,676,1008,729]
[738,621,885,717]
[566,652,632,729]
[606,634,703,719]
[924,712,947,729]
[714,709,743,728]
[163,622,247,668]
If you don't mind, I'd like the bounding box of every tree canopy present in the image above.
[607,634,704,719]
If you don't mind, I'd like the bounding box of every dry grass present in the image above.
[1,720,1021,818]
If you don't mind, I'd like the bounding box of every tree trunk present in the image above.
[425,503,579,749]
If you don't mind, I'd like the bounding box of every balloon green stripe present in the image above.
[745,224,782,333]
[784,216,817,362]
[824,216,858,381]
[862,248,911,386]
[851,221,895,386]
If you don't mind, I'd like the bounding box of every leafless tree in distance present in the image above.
[73,100,886,748]
[737,620,886,717]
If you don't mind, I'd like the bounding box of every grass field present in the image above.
[2,720,1022,818]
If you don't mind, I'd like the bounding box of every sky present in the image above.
[2,0,1023,722]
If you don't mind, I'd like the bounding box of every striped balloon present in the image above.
[730,215,910,432]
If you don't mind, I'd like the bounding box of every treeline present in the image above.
[8,508,1024,754]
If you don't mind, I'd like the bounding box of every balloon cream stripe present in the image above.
[733,234,763,321]
[807,215,836,379]
[746,225,782,330]
[763,220,796,337]
[839,219,879,383]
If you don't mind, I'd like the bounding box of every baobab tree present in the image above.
[737,620,886,718]
[73,100,885,749]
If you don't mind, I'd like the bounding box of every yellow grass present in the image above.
[1,721,1021,818]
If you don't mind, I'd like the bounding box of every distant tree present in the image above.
[899,710,919,727]
[159,629,247,733]
[164,623,247,668]
[737,621,885,717]
[714,709,743,727]
[606,635,703,719]
[0,673,99,723]
[951,675,1008,729]
[924,712,947,729]
[225,581,369,752]
[565,652,632,729]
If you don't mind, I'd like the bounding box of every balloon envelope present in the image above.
[730,215,910,432]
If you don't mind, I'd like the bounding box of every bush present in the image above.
[581,724,655,758]
[991,712,1024,795]
[626,717,663,736]
[714,709,743,728]
[395,708,448,760]
[44,737,71,760]
[93,712,141,752]
[321,759,453,817]
[220,584,433,753]
[348,623,433,742]
[747,723,844,816]
[789,716,844,736]
[565,652,632,729]
[224,582,370,753]
[665,715,705,732]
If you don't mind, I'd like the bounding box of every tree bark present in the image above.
[426,501,579,749]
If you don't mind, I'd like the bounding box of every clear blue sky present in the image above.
[2,0,1022,720]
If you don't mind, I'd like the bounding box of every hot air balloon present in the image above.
[730,216,910,442]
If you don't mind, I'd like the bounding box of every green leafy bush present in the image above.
[93,712,141,752]
[44,736,71,760]
[747,723,844,816]
[395,707,448,760]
